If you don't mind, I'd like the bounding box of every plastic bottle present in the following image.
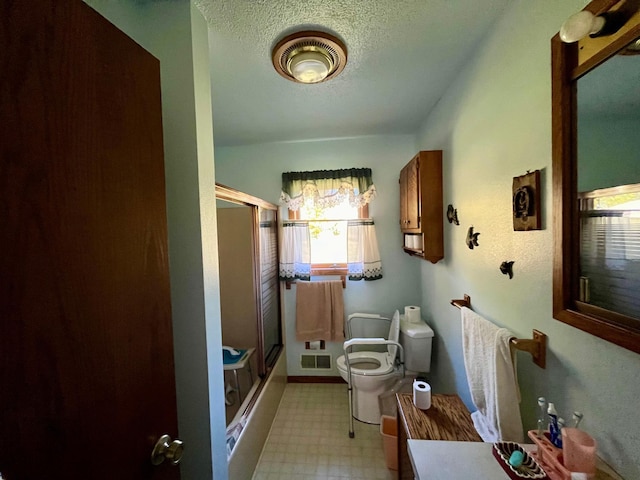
[537,397,546,437]
[548,402,560,447]
[557,417,565,448]
[572,411,584,428]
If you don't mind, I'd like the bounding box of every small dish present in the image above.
[493,441,548,479]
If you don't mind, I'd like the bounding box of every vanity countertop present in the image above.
[407,440,624,480]
[407,440,535,480]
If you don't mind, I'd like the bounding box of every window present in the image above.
[290,196,368,275]
[579,183,640,318]
[279,168,382,282]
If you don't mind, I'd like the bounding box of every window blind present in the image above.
[580,211,640,318]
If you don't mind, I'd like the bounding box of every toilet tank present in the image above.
[399,315,434,373]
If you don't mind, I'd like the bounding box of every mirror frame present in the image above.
[552,0,640,354]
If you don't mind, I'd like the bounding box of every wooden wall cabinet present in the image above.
[399,150,444,263]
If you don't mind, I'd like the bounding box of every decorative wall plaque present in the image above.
[500,261,515,279]
[466,226,480,249]
[447,204,460,225]
[513,170,541,231]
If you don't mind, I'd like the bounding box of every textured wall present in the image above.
[415,1,640,478]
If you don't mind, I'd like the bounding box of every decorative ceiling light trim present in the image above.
[272,30,347,84]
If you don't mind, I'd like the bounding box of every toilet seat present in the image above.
[336,351,394,376]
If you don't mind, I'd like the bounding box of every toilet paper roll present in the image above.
[413,380,431,410]
[404,306,421,324]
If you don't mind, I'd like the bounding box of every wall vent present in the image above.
[300,354,332,370]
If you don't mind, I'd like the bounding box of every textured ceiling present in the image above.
[195,0,511,147]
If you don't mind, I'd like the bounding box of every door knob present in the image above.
[151,434,184,466]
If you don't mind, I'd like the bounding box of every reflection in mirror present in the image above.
[577,40,640,322]
[552,4,640,354]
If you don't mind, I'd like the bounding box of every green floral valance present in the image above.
[280,168,376,211]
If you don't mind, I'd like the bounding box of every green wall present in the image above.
[214,135,424,376]
[578,116,640,192]
[416,1,640,478]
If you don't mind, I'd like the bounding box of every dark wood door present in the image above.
[0,1,180,479]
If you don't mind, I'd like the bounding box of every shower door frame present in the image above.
[215,183,283,378]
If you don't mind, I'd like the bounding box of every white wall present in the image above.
[215,135,423,376]
[415,1,640,478]
[83,2,226,478]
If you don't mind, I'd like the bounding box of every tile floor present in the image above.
[252,383,398,480]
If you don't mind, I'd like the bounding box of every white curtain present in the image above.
[347,219,383,281]
[279,220,311,280]
[279,168,382,282]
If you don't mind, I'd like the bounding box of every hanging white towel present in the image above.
[461,306,523,443]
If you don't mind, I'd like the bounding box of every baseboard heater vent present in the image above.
[300,354,332,370]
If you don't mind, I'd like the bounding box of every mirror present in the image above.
[577,42,640,319]
[552,1,640,354]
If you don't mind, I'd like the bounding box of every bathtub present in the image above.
[227,348,287,479]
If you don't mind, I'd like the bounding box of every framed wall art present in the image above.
[512,170,541,231]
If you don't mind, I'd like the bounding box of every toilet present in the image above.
[337,311,434,424]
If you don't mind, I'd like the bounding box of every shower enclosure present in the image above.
[215,183,283,428]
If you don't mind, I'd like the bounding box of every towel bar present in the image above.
[450,294,471,309]
[510,330,547,369]
[451,294,547,369]
[285,275,346,289]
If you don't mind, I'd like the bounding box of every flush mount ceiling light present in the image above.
[272,31,347,84]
